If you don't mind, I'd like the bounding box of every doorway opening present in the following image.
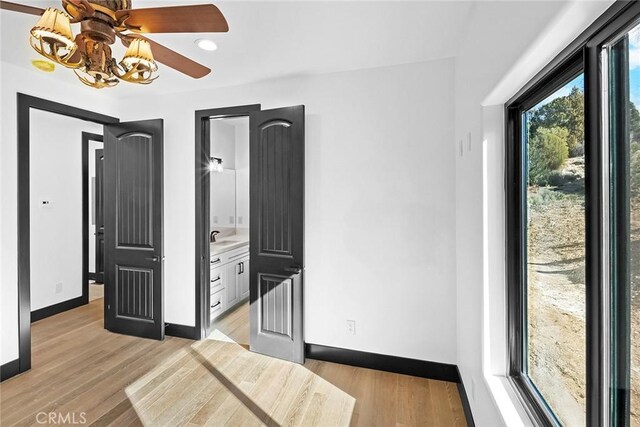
[195,104,306,364]
[16,94,119,375]
[29,115,104,325]
[208,115,251,345]
[195,104,260,341]
[85,133,105,300]
[15,95,165,380]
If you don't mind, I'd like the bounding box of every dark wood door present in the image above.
[249,106,305,363]
[103,119,164,340]
[94,148,105,283]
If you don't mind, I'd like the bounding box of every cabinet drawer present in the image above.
[210,288,225,319]
[210,266,224,293]
[210,244,249,266]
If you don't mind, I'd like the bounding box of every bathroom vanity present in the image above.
[209,235,250,321]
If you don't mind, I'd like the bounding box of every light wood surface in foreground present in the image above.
[1,299,466,426]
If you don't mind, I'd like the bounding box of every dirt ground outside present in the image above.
[526,157,640,426]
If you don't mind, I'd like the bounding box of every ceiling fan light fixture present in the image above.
[121,38,156,70]
[195,38,217,51]
[115,38,158,84]
[15,1,225,88]
[29,8,81,68]
[30,8,75,50]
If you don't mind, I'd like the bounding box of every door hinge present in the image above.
[107,304,111,310]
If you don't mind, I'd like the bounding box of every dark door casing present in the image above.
[94,148,105,283]
[249,106,305,363]
[103,119,164,340]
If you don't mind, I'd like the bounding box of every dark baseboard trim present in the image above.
[456,371,476,427]
[304,343,461,383]
[1,359,20,382]
[31,296,87,323]
[165,323,198,340]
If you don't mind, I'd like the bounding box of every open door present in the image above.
[249,106,305,363]
[94,148,105,283]
[103,119,164,340]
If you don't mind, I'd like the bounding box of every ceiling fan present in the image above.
[0,0,229,88]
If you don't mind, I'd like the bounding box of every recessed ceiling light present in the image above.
[31,59,55,73]
[195,39,217,51]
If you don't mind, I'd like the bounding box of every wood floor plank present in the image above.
[1,299,467,427]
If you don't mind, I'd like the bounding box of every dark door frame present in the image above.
[15,93,119,377]
[194,104,261,339]
[84,132,104,284]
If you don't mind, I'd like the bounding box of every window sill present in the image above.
[484,374,537,427]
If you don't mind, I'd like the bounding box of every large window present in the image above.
[627,22,640,427]
[609,21,640,427]
[524,74,586,426]
[506,3,640,426]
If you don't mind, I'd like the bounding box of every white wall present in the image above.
[118,59,458,363]
[454,1,614,425]
[30,110,103,310]
[0,61,118,364]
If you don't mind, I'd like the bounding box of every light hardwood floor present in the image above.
[0,298,467,426]
[89,283,104,301]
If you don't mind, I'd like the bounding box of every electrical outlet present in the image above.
[55,282,63,294]
[346,320,356,335]
[229,216,234,224]
[213,216,218,224]
[238,216,243,225]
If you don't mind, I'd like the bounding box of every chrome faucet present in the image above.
[210,230,220,242]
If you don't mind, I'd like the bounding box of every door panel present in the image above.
[95,149,105,283]
[250,106,304,363]
[104,119,164,340]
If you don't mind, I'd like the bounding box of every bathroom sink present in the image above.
[212,239,243,247]
[215,239,240,245]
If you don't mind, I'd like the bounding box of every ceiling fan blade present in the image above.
[133,36,211,79]
[0,1,44,15]
[116,4,228,33]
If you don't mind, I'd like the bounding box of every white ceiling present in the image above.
[0,1,474,96]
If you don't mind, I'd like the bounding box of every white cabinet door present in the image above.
[239,256,250,298]
[226,262,239,306]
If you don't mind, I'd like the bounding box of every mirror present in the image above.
[210,169,236,232]
[210,116,250,239]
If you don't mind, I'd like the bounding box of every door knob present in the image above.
[284,265,302,274]
[146,255,161,262]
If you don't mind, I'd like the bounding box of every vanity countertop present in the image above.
[210,234,249,256]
